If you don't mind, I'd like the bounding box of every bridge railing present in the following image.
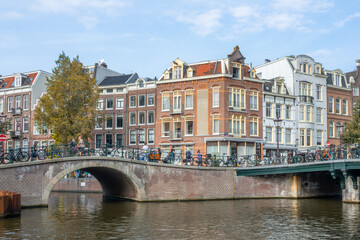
[3,143,360,168]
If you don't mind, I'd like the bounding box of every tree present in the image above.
[342,100,360,144]
[34,52,100,144]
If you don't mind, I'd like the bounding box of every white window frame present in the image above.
[97,99,103,110]
[129,112,136,126]
[147,111,155,125]
[129,130,136,145]
[147,129,155,145]
[105,115,113,129]
[116,97,124,109]
[129,95,136,108]
[147,94,155,106]
[116,114,123,129]
[23,95,29,110]
[138,111,146,125]
[106,98,113,110]
[23,117,29,133]
[212,87,219,108]
[138,94,145,107]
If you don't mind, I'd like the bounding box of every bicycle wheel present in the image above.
[18,152,30,162]
[37,150,46,160]
[2,153,11,164]
[173,157,181,165]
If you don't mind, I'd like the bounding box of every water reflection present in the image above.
[1,193,360,239]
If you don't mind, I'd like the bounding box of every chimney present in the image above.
[265,59,271,63]
[357,59,360,73]
[99,59,107,68]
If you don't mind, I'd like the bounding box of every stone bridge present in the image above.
[0,157,360,207]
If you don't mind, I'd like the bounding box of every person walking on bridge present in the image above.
[77,136,85,156]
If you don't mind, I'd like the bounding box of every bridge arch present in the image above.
[42,161,146,205]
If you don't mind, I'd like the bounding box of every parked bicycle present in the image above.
[2,148,30,163]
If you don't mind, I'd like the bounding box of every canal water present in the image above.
[1,193,360,239]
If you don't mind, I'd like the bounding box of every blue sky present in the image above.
[1,0,360,78]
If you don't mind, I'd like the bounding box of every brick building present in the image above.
[94,74,157,148]
[346,59,360,108]
[155,46,264,158]
[0,70,53,151]
[325,69,352,146]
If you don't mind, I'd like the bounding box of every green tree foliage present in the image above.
[342,100,360,144]
[34,52,100,144]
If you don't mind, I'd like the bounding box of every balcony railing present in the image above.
[170,104,183,114]
[298,95,314,104]
[11,108,22,116]
[170,130,182,140]
[10,130,22,138]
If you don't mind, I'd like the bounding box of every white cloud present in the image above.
[78,16,99,30]
[271,0,333,13]
[175,9,222,36]
[308,48,333,57]
[265,13,303,30]
[334,12,360,27]
[0,11,22,20]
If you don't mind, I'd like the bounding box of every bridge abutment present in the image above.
[341,172,360,203]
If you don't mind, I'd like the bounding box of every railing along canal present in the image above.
[1,144,360,168]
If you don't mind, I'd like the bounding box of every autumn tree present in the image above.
[342,100,360,144]
[34,52,100,144]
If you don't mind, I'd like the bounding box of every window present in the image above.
[139,129,145,145]
[266,103,272,118]
[147,111,155,124]
[300,129,305,146]
[129,130,136,145]
[116,114,123,128]
[316,131,322,146]
[116,134,123,147]
[266,127,272,143]
[7,140,13,151]
[276,104,282,119]
[162,93,170,111]
[95,116,103,129]
[316,85,322,100]
[139,95,145,107]
[129,112,136,126]
[299,105,305,121]
[336,75,340,86]
[229,88,246,109]
[130,96,136,107]
[14,118,20,131]
[277,127,283,143]
[306,129,312,146]
[306,106,312,122]
[173,91,181,112]
[187,70,193,78]
[8,96,13,112]
[138,112,145,125]
[250,117,258,136]
[299,82,312,96]
[185,90,193,109]
[174,66,182,79]
[7,118,13,133]
[15,76,21,87]
[213,87,219,107]
[336,122,342,138]
[329,121,334,137]
[23,139,29,152]
[106,89,113,93]
[106,115,113,129]
[116,98,124,109]
[316,108,322,124]
[276,83,282,94]
[106,134,112,147]
[164,72,169,79]
[285,129,292,144]
[229,115,241,135]
[23,117,29,132]
[241,117,245,135]
[106,98,113,109]
[15,140,21,149]
[147,94,155,106]
[15,96,21,109]
[138,80,144,88]
[96,135,102,148]
[23,95,29,110]
[0,98,3,113]
[250,91,258,110]
[343,99,348,115]
[117,88,123,92]
[213,115,220,134]
[329,97,334,113]
[185,117,193,135]
[335,98,340,114]
[285,105,291,120]
[97,99,103,110]
[353,87,359,97]
[147,129,154,144]
[161,118,170,137]
[316,67,320,74]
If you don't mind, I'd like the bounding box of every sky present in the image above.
[1,0,360,78]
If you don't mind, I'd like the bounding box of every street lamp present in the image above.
[274,117,283,162]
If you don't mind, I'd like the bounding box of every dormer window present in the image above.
[335,75,340,86]
[233,63,240,78]
[276,82,283,94]
[138,80,144,88]
[165,72,169,79]
[188,70,193,78]
[174,66,182,79]
[15,76,21,87]
[316,67,320,74]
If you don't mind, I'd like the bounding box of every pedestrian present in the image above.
[158,148,162,162]
[32,142,38,160]
[77,136,85,156]
[170,146,175,161]
[186,149,192,165]
[143,142,149,161]
[197,150,201,166]
[69,137,76,155]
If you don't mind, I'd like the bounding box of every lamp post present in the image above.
[274,117,283,163]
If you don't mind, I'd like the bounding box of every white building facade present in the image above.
[256,55,328,153]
